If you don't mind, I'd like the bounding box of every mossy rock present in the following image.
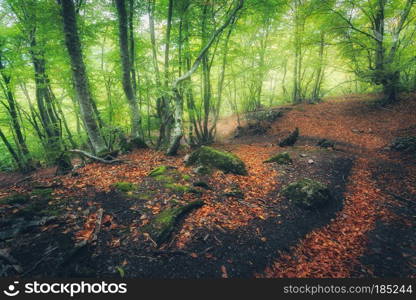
[112,182,137,193]
[264,152,292,164]
[186,146,247,175]
[193,165,212,175]
[143,200,204,245]
[282,178,331,209]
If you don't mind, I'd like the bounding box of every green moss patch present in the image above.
[149,166,170,177]
[264,152,292,164]
[112,182,137,193]
[186,146,247,175]
[282,178,331,209]
[143,200,204,245]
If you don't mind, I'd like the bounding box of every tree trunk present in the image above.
[0,54,33,171]
[166,0,244,156]
[114,0,146,147]
[0,127,25,171]
[59,0,107,155]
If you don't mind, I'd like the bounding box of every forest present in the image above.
[0,0,415,280]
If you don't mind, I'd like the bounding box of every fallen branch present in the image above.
[68,149,127,164]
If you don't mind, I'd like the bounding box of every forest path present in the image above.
[0,93,415,278]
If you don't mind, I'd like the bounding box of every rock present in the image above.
[299,153,307,157]
[281,178,331,209]
[279,128,299,147]
[186,146,247,175]
[317,138,335,148]
[264,152,292,164]
[308,159,314,164]
[390,136,416,153]
[143,200,204,245]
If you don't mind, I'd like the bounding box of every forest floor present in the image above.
[0,93,415,278]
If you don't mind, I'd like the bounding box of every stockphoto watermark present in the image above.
[2,280,127,297]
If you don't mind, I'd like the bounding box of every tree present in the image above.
[166,0,244,156]
[58,0,107,155]
[114,0,146,148]
[327,0,415,104]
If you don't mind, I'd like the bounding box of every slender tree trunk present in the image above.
[0,127,25,171]
[0,55,32,170]
[115,0,146,147]
[166,0,244,155]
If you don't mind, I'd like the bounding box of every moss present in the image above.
[193,165,212,175]
[154,175,174,183]
[136,191,154,200]
[164,183,200,195]
[282,178,331,209]
[165,183,190,193]
[182,174,191,181]
[143,200,204,245]
[112,182,137,192]
[149,165,169,177]
[264,152,292,164]
[186,146,247,175]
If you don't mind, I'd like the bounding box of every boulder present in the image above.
[264,152,292,164]
[186,146,247,175]
[282,178,331,209]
